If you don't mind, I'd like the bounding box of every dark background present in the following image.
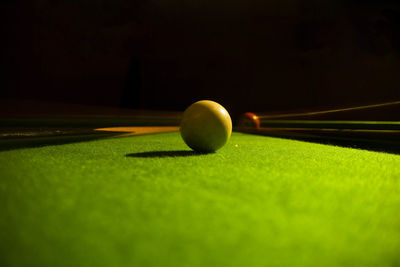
[1,0,400,118]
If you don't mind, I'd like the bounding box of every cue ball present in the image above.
[180,100,232,152]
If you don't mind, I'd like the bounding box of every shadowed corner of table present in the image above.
[0,132,117,152]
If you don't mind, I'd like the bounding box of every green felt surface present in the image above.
[0,132,400,267]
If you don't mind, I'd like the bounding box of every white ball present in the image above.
[180,100,232,152]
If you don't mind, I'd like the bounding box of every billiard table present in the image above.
[1,124,399,267]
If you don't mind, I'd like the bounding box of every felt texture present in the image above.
[0,132,399,267]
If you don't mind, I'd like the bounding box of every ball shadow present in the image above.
[126,150,213,158]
